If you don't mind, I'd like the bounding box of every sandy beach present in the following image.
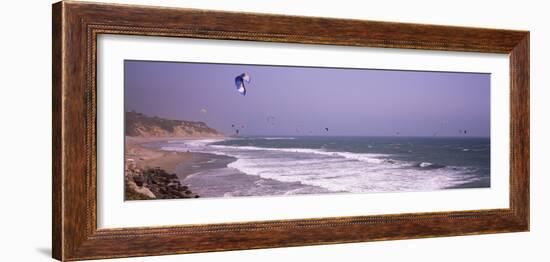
[125,136,193,174]
[124,136,221,200]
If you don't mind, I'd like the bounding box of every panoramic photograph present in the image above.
[123,60,490,200]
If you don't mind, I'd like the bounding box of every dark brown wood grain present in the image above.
[509,35,530,225]
[52,2,63,260]
[52,1,530,261]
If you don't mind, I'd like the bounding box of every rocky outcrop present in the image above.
[137,168,198,199]
[125,160,199,200]
[125,111,222,138]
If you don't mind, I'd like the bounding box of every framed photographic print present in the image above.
[52,1,529,261]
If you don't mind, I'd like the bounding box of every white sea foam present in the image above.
[226,157,477,193]
[419,162,433,168]
[161,138,481,193]
[210,144,390,164]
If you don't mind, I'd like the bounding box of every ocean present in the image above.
[154,136,490,198]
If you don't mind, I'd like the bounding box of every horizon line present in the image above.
[228,134,490,139]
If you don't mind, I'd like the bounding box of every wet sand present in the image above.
[173,152,333,198]
[124,136,220,200]
[126,136,333,199]
[125,136,193,174]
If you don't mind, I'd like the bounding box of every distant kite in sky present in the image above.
[266,116,276,125]
[432,120,448,137]
[325,128,329,132]
[234,73,251,96]
[200,108,207,114]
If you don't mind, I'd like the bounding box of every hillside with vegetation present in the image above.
[125,111,222,138]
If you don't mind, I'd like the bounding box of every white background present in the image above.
[0,0,547,261]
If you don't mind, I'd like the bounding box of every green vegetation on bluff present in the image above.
[125,111,221,137]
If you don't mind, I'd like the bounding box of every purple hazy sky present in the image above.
[124,60,490,137]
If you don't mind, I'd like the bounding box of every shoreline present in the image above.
[125,135,224,174]
[124,135,224,200]
[128,137,333,198]
[125,135,489,199]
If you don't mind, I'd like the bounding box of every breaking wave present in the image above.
[160,138,483,193]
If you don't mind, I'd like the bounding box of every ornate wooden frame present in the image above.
[52,1,529,261]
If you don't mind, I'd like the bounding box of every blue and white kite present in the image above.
[234,73,251,96]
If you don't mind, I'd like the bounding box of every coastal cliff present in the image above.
[125,111,222,138]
